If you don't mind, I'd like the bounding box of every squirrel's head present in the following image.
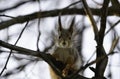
[55,15,75,48]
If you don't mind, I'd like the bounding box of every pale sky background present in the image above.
[0,0,120,79]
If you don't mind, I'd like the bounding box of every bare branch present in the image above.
[0,7,119,30]
[0,40,90,79]
[98,0,110,45]
[0,40,63,78]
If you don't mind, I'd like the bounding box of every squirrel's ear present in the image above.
[69,17,75,33]
[58,15,62,31]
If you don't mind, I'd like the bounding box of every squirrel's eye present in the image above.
[59,36,61,39]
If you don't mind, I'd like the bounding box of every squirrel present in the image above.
[49,15,82,79]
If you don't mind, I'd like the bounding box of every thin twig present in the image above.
[0,21,29,76]
[105,20,120,35]
[36,0,41,52]
[58,0,81,17]
[86,50,96,64]
[0,15,15,18]
[92,0,102,6]
[0,0,36,13]
[64,1,81,9]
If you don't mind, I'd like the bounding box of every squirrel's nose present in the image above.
[62,41,66,46]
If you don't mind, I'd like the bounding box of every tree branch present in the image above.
[0,40,64,78]
[0,40,90,79]
[0,7,119,30]
[80,0,109,78]
[96,0,110,77]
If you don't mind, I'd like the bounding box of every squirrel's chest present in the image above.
[52,48,76,63]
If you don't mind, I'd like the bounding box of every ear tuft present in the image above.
[69,17,75,33]
[58,14,62,31]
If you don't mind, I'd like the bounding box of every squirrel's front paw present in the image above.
[62,64,71,77]
[62,68,68,77]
